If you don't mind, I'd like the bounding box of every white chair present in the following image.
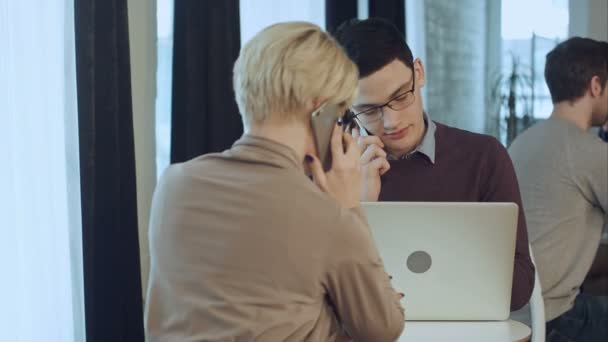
[510,245,545,342]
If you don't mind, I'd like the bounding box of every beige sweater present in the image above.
[509,118,608,321]
[145,135,404,341]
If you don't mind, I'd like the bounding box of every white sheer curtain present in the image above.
[0,1,85,342]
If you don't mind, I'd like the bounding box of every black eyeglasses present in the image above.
[349,73,416,126]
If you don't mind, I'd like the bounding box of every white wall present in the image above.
[128,0,157,298]
[569,0,608,40]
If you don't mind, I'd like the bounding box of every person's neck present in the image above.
[245,119,309,161]
[551,100,593,131]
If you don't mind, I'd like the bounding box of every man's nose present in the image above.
[382,106,401,130]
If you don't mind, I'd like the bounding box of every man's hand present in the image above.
[308,121,363,209]
[352,129,390,202]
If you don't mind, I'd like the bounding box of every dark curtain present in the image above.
[369,0,406,38]
[171,0,243,163]
[325,0,358,34]
[74,1,144,342]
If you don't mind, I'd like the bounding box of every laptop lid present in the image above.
[362,202,518,321]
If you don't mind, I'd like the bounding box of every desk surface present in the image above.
[398,319,531,342]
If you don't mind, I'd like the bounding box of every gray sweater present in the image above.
[509,118,608,321]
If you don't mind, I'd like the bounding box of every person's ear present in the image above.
[590,75,603,98]
[413,58,426,89]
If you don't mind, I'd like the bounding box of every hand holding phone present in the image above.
[351,123,390,202]
[311,104,343,171]
[308,114,362,209]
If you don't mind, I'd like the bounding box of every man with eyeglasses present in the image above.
[334,18,535,311]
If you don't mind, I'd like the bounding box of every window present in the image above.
[240,0,325,45]
[0,0,85,341]
[155,0,174,178]
[501,0,569,120]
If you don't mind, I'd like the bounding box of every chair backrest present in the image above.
[510,245,545,342]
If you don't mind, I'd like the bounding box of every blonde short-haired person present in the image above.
[145,22,405,342]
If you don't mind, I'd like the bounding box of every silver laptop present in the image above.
[362,202,518,321]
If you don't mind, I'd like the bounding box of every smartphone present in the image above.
[354,117,370,137]
[311,103,343,171]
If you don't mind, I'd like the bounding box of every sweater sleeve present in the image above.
[323,207,405,341]
[481,138,536,311]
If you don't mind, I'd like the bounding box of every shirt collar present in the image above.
[387,112,436,164]
[230,134,303,171]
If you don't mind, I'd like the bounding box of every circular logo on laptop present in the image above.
[406,251,432,273]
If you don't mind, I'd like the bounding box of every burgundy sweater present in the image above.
[379,122,535,311]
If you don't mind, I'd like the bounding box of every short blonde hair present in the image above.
[233,22,358,127]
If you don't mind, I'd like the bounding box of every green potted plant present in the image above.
[490,53,536,146]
